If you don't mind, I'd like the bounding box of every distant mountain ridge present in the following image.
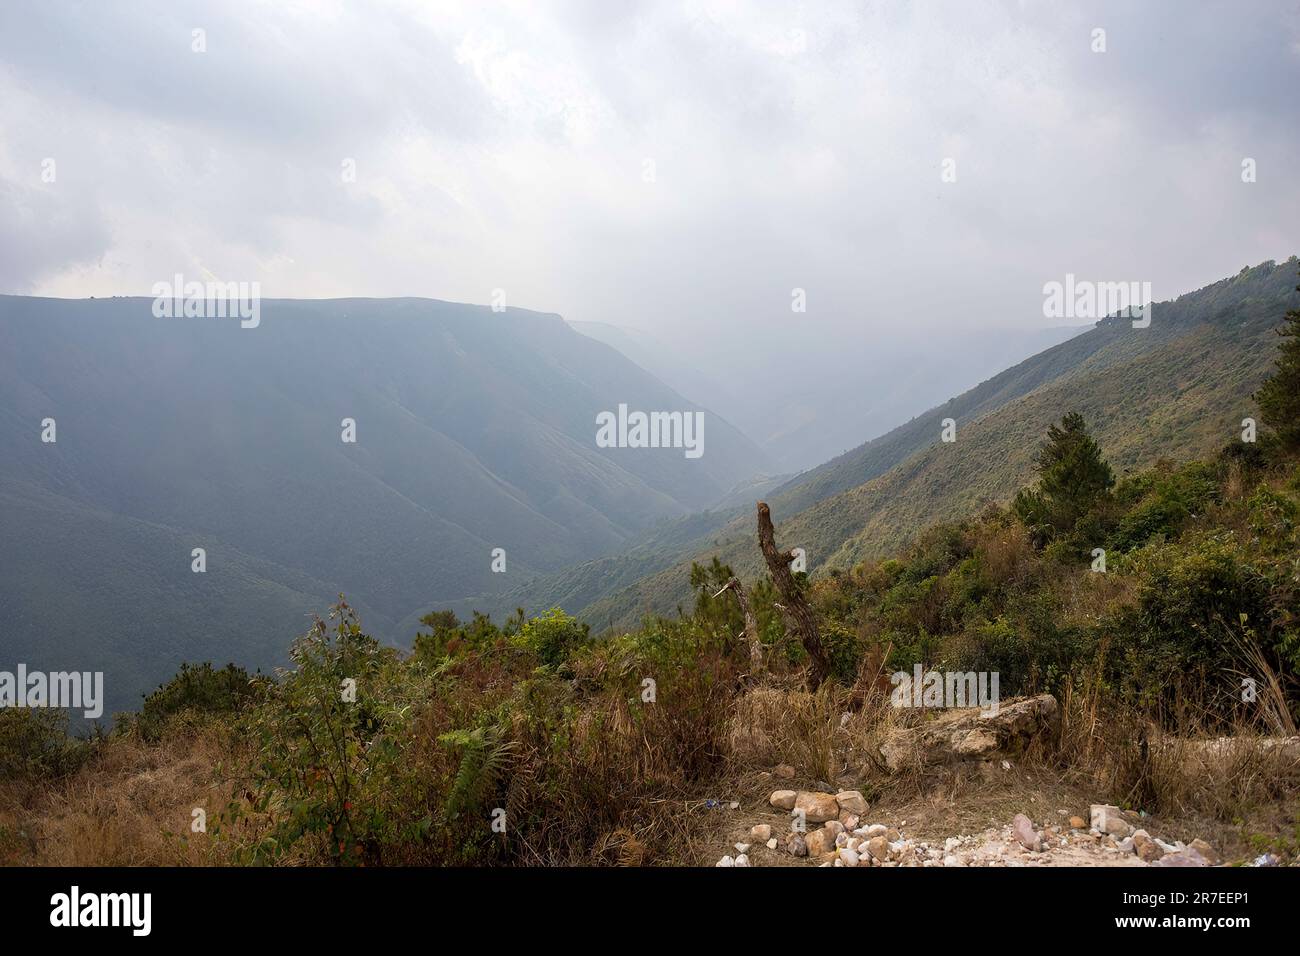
[0,295,772,715]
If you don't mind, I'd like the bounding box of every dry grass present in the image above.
[0,725,240,866]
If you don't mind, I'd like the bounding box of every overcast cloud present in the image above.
[2,0,1297,403]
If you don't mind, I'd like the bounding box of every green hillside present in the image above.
[544,258,1299,632]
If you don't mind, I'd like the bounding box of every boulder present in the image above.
[806,828,834,856]
[836,790,869,816]
[769,790,797,810]
[750,824,772,842]
[794,791,840,823]
[878,694,1059,771]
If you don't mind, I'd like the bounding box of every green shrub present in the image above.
[511,608,591,669]
[132,662,260,741]
[0,708,92,779]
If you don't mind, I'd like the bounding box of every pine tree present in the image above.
[1254,269,1300,450]
[1014,412,1114,540]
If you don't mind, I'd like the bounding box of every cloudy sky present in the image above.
[2,0,1297,375]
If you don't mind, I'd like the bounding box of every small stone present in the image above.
[1188,839,1220,865]
[785,833,808,857]
[884,828,902,843]
[861,823,888,839]
[750,824,772,842]
[773,764,796,779]
[1069,816,1086,829]
[835,832,849,848]
[1133,830,1164,863]
[716,855,734,867]
[766,837,778,850]
[838,847,860,868]
[770,790,797,810]
[943,855,962,867]
[1090,804,1133,838]
[734,843,751,853]
[866,836,891,862]
[1013,814,1041,851]
[839,811,860,829]
[1155,848,1209,867]
[734,853,750,867]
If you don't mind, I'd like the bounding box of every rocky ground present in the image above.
[712,777,1253,867]
[705,695,1298,868]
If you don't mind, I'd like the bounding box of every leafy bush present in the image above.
[132,662,260,741]
[511,608,591,669]
[0,708,92,779]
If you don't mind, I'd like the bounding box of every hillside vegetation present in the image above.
[2,271,1298,867]
[532,259,1299,632]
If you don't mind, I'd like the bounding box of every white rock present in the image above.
[943,854,961,867]
[734,853,750,867]
[716,855,735,867]
[734,843,751,853]
[766,837,778,850]
[838,848,860,867]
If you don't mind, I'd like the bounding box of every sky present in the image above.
[1,0,1298,456]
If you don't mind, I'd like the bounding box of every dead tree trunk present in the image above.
[715,577,762,673]
[756,501,830,689]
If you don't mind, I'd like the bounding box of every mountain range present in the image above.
[2,258,1295,717]
[0,295,769,715]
